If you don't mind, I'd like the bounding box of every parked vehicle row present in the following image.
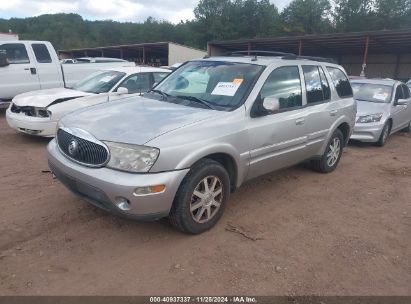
[0,40,135,105]
[3,52,411,234]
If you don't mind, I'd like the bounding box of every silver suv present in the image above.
[48,53,356,234]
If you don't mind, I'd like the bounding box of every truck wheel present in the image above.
[311,129,344,173]
[376,122,390,147]
[169,159,230,234]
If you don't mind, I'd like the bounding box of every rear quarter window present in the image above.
[326,67,353,98]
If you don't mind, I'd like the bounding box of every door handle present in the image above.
[330,110,338,116]
[295,118,305,125]
[30,68,37,75]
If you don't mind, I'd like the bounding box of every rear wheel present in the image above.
[169,159,230,234]
[311,129,344,173]
[376,122,390,147]
[403,120,411,133]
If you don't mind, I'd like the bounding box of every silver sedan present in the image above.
[350,78,411,146]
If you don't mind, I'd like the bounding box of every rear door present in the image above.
[0,42,40,100]
[30,43,62,90]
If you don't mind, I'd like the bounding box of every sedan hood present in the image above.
[356,100,391,117]
[12,88,93,108]
[60,96,221,145]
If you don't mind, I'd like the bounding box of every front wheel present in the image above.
[403,120,411,133]
[311,129,344,173]
[376,122,390,147]
[169,159,230,234]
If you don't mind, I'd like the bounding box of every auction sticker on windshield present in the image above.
[373,91,389,101]
[212,82,241,96]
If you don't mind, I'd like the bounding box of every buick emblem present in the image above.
[68,139,79,156]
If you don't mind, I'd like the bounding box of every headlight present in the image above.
[34,108,51,118]
[357,113,383,123]
[104,142,160,173]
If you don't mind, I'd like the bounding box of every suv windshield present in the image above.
[72,71,126,94]
[352,83,392,103]
[150,60,264,111]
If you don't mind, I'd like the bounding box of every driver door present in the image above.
[246,65,310,180]
[391,84,410,132]
[0,43,40,100]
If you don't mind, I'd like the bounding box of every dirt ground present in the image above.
[0,108,410,296]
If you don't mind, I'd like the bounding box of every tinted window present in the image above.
[32,44,52,63]
[395,86,404,100]
[153,72,169,83]
[319,66,331,100]
[401,84,410,99]
[303,65,326,104]
[260,66,302,110]
[327,67,353,98]
[119,73,152,93]
[0,43,29,64]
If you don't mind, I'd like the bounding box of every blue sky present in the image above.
[0,0,292,23]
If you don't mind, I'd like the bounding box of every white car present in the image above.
[6,66,170,137]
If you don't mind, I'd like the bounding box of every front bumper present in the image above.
[47,139,189,221]
[350,121,385,142]
[6,108,57,137]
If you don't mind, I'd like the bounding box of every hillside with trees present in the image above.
[0,0,410,50]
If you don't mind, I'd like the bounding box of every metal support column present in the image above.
[360,36,370,77]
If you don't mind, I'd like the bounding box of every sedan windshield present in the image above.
[72,71,126,94]
[352,83,392,103]
[150,61,264,111]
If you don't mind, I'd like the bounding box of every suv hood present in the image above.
[12,88,93,108]
[356,100,391,116]
[60,96,220,145]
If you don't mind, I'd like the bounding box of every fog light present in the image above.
[115,197,131,211]
[133,185,166,196]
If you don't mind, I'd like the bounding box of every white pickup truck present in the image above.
[0,40,135,106]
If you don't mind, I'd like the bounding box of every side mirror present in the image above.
[395,99,408,106]
[116,87,129,95]
[0,53,9,67]
[262,97,280,113]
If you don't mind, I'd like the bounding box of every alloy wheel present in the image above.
[326,137,341,167]
[190,176,223,224]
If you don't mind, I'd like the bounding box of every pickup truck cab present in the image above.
[48,53,356,234]
[0,40,135,105]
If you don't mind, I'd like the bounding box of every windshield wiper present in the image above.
[175,95,216,110]
[149,89,170,100]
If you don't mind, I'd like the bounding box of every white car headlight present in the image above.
[357,113,383,123]
[104,141,160,173]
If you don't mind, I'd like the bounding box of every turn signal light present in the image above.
[133,185,166,196]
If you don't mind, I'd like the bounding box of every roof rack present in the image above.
[282,54,336,64]
[225,50,336,63]
[229,50,295,57]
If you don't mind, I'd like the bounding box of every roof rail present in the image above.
[221,50,337,63]
[229,50,295,57]
[282,54,336,64]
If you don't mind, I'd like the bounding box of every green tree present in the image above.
[281,0,333,34]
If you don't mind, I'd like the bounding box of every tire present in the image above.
[311,129,344,173]
[376,121,391,147]
[169,159,230,234]
[403,120,411,133]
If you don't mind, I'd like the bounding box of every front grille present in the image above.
[57,128,109,167]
